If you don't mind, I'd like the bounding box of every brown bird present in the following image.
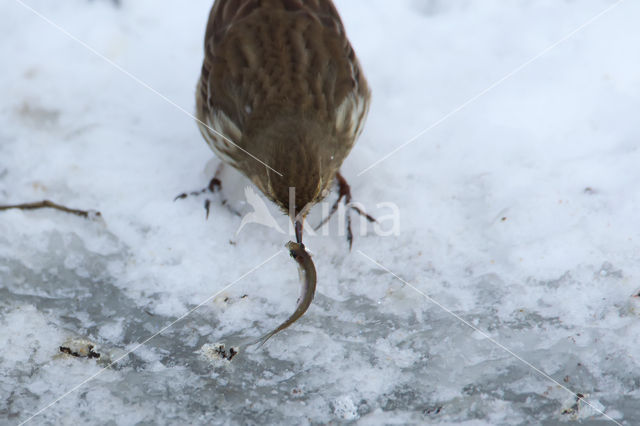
[195,0,371,245]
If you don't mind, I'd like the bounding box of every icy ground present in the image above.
[1,0,640,424]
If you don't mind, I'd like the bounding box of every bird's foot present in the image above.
[173,176,223,219]
[314,172,376,250]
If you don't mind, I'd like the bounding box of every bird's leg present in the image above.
[174,162,225,219]
[0,200,101,219]
[314,172,376,249]
[314,173,349,231]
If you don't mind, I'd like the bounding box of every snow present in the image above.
[1,0,640,424]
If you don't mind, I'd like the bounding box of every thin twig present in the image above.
[0,200,100,219]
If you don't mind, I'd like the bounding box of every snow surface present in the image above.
[1,0,640,424]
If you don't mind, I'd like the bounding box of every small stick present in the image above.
[0,200,100,219]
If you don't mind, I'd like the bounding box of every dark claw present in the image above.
[204,199,211,219]
[174,193,188,201]
[346,212,353,251]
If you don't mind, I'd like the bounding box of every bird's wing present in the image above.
[197,0,370,162]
